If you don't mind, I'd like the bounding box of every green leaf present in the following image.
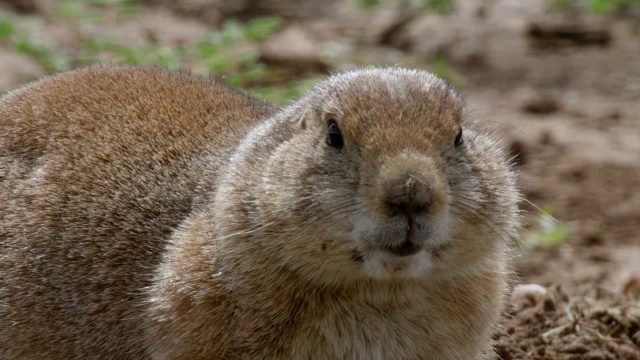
[224,73,243,87]
[551,0,577,11]
[359,0,382,9]
[238,48,259,64]
[424,0,456,15]
[14,38,68,73]
[57,0,83,18]
[207,57,232,73]
[0,18,14,40]
[245,16,283,41]
[197,39,220,59]
[533,212,569,247]
[588,0,618,13]
[431,56,466,88]
[242,62,266,80]
[221,19,246,43]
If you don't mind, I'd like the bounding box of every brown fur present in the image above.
[0,65,521,359]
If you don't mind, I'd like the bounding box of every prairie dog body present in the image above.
[0,66,520,359]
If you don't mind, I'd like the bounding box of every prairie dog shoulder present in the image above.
[0,66,520,360]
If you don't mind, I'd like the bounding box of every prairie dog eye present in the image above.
[454,127,463,147]
[326,120,344,149]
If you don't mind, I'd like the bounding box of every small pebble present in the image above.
[511,284,548,310]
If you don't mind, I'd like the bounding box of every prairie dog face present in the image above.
[231,68,518,285]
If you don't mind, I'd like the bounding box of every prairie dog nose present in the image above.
[383,176,431,217]
[378,152,447,217]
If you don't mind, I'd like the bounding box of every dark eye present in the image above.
[454,127,463,147]
[326,120,344,149]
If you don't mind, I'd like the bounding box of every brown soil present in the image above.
[497,284,640,360]
[1,0,639,358]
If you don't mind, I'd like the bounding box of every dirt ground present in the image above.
[1,0,639,358]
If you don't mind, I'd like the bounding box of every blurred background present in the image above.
[0,0,639,358]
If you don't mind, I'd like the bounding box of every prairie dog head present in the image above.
[215,68,520,285]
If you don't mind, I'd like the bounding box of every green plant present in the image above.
[0,17,15,41]
[244,17,283,41]
[531,211,569,248]
[424,0,456,15]
[13,37,70,73]
[552,0,640,14]
[358,0,457,15]
[589,0,640,13]
[359,0,382,9]
[430,56,466,88]
[3,15,75,73]
[6,7,285,82]
[514,208,569,260]
[3,4,315,103]
[83,39,187,70]
[57,0,138,21]
[194,17,283,87]
[253,76,321,104]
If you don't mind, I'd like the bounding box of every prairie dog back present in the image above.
[0,66,275,359]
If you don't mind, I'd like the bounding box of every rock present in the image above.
[0,0,56,14]
[518,89,561,115]
[259,24,329,73]
[139,0,340,24]
[511,283,548,311]
[527,22,611,49]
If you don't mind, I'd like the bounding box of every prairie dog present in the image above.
[0,66,521,359]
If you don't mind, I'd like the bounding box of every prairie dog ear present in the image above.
[293,107,311,130]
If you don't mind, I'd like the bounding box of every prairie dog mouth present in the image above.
[361,249,434,279]
[350,214,450,278]
[382,215,425,256]
[383,240,423,257]
[353,237,453,278]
